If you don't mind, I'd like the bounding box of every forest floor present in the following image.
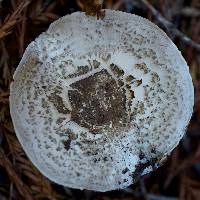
[0,0,200,200]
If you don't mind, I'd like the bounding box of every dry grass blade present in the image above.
[0,1,30,39]
[179,175,200,200]
[0,147,35,200]
[165,146,200,188]
[0,41,11,86]
[3,132,58,199]
[0,91,9,104]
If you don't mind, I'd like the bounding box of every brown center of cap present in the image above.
[68,69,128,133]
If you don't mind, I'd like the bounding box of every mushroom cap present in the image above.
[10,10,194,192]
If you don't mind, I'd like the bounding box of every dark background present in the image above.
[0,0,200,199]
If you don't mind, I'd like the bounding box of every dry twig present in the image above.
[139,0,200,52]
[0,1,30,39]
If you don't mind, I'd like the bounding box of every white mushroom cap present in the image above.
[10,10,194,192]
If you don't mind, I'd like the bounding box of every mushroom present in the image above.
[10,10,194,192]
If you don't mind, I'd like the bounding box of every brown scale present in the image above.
[48,92,70,114]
